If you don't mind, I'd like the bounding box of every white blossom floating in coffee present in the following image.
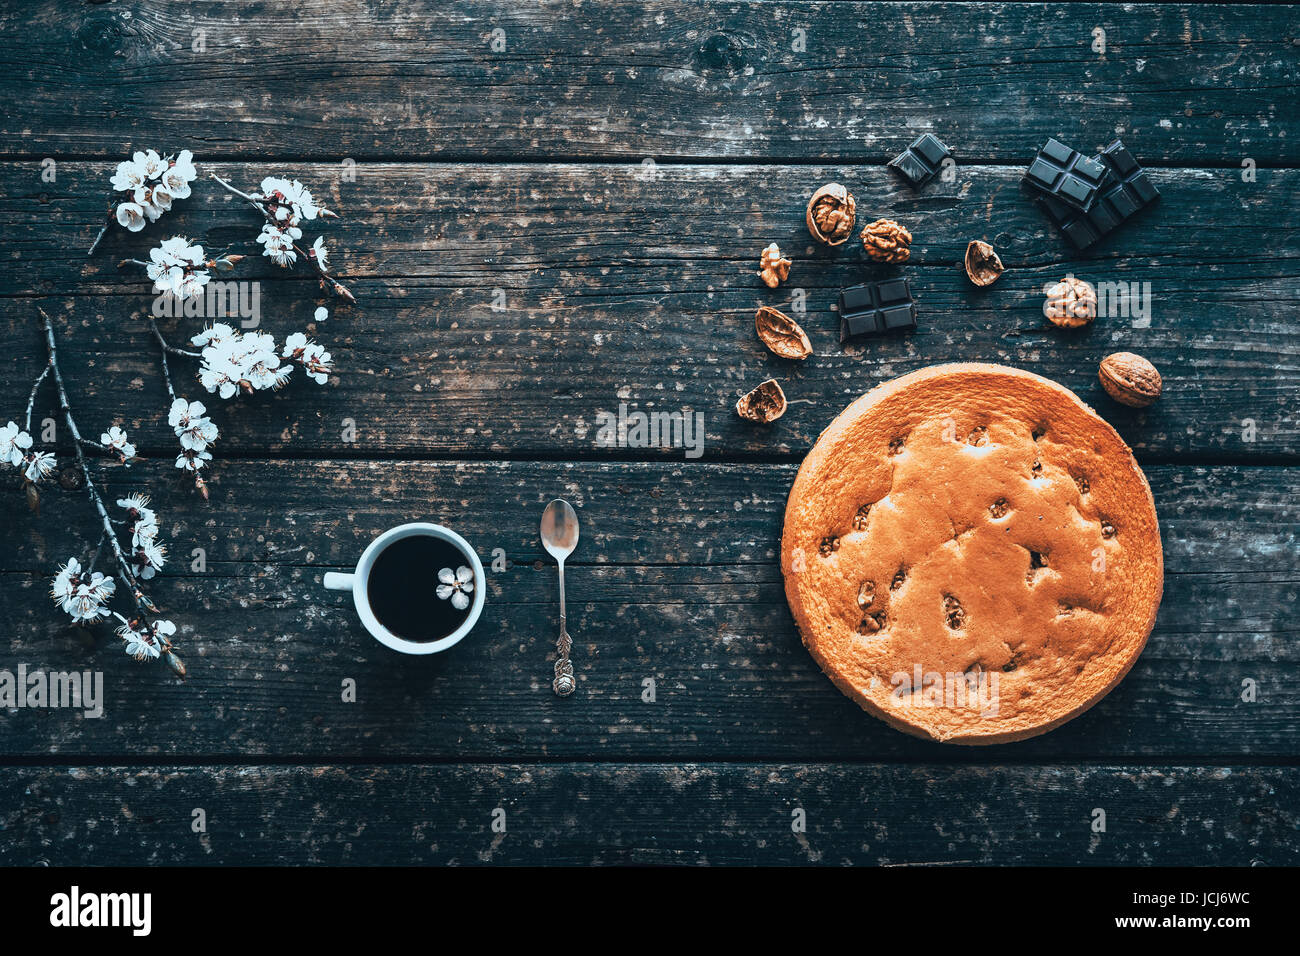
[436,566,475,611]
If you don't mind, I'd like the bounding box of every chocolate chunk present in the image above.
[838,278,917,342]
[887,134,952,190]
[1037,140,1161,249]
[1023,138,1107,212]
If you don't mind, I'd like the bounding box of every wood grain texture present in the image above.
[1,2,1295,163]
[2,764,1294,865]
[1,460,1293,760]
[2,163,1296,459]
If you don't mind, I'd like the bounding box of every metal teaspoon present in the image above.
[541,498,580,697]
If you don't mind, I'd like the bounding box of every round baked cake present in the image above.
[781,364,1163,744]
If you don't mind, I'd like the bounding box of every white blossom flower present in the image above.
[110,158,147,193]
[0,421,32,467]
[161,149,197,199]
[116,617,174,660]
[115,202,147,232]
[436,565,475,611]
[131,513,160,550]
[116,492,153,516]
[135,183,172,217]
[256,223,300,267]
[147,236,208,300]
[310,236,329,271]
[195,327,290,398]
[314,306,329,323]
[168,398,218,451]
[133,539,166,580]
[281,333,333,385]
[51,558,116,624]
[254,176,326,226]
[135,149,166,181]
[100,425,136,461]
[176,448,213,472]
[190,322,235,348]
[22,452,56,483]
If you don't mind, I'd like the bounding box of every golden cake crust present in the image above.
[781,364,1163,744]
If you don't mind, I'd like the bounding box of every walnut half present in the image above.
[806,183,856,245]
[735,379,787,423]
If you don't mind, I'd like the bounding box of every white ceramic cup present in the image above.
[323,522,485,655]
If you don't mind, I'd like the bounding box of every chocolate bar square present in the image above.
[1037,140,1161,249]
[838,278,917,342]
[887,134,952,190]
[1023,138,1107,212]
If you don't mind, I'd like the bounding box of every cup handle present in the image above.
[323,571,356,592]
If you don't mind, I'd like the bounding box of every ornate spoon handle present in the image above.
[552,558,575,697]
[553,621,575,697]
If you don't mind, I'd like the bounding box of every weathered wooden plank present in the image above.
[2,163,1296,459]
[1,2,1295,164]
[2,764,1294,865]
[1,460,1293,759]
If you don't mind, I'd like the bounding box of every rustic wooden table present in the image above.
[0,0,1296,866]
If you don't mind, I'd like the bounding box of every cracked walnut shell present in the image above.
[757,242,792,288]
[963,240,1005,287]
[1099,352,1162,407]
[806,183,856,246]
[755,306,812,360]
[861,218,912,263]
[735,379,787,423]
[1043,276,1097,328]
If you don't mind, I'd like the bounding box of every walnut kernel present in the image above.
[1043,276,1097,328]
[757,243,792,288]
[861,218,912,263]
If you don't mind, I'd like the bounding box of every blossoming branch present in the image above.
[8,309,187,675]
[211,173,356,303]
[87,149,199,255]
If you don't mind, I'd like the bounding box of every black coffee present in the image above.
[367,535,475,641]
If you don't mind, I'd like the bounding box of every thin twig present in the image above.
[37,308,143,597]
[210,172,356,302]
[24,361,52,433]
[37,307,187,678]
[291,240,357,304]
[87,221,109,256]
[148,317,201,361]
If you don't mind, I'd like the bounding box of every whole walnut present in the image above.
[806,184,856,245]
[1043,276,1097,328]
[1099,352,1162,407]
[757,243,792,288]
[861,218,912,263]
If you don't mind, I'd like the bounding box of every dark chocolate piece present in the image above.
[1038,140,1161,249]
[887,134,952,190]
[1023,138,1107,212]
[838,278,917,343]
